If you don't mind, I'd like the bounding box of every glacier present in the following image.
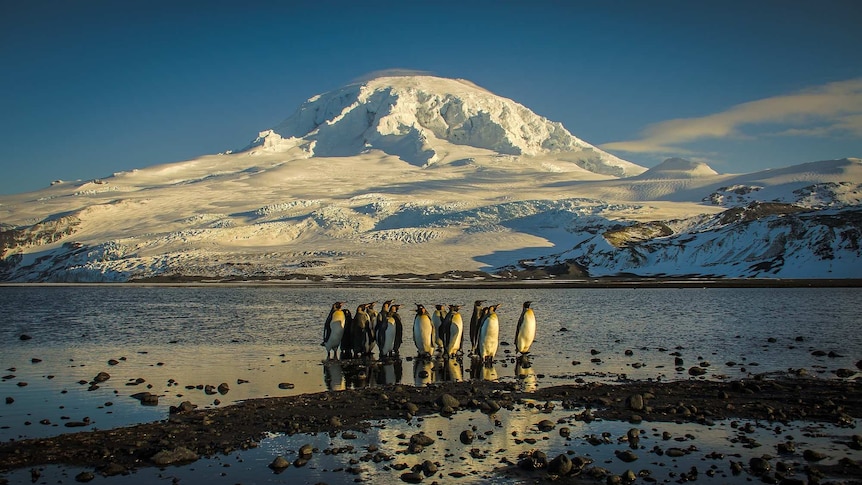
[0,75,860,282]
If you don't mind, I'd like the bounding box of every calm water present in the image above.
[1,286,860,483]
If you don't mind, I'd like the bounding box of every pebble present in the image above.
[150,447,198,466]
[74,471,95,482]
[269,456,290,470]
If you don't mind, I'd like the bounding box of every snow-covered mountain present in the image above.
[0,75,860,282]
[245,76,645,177]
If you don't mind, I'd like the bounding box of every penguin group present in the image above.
[321,300,537,365]
[321,300,403,360]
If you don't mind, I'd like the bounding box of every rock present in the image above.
[20,334,32,341]
[666,448,686,457]
[329,416,342,427]
[548,454,573,475]
[626,394,644,411]
[400,471,424,483]
[107,359,120,366]
[217,383,229,394]
[421,460,437,476]
[150,447,198,466]
[518,450,548,470]
[204,385,217,395]
[688,366,707,376]
[269,456,290,470]
[278,382,295,390]
[749,457,771,475]
[803,449,827,461]
[130,392,159,406]
[169,401,197,414]
[559,426,571,438]
[835,368,856,378]
[481,399,501,414]
[74,471,95,482]
[5,397,12,404]
[437,393,459,409]
[93,372,111,383]
[615,450,638,462]
[410,433,435,447]
[857,360,862,370]
[537,419,555,431]
[460,429,474,444]
[404,402,419,414]
[299,444,314,457]
[774,441,794,455]
[98,463,126,476]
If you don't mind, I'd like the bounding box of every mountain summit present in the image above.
[246,75,646,177]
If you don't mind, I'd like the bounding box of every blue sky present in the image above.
[1,0,860,195]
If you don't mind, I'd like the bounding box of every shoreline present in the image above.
[2,372,861,481]
[2,277,862,289]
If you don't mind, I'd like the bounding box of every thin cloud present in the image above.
[602,78,862,154]
[352,69,436,83]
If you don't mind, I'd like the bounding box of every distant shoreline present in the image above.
[2,277,861,288]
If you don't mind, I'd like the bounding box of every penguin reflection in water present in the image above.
[321,301,348,359]
[475,304,501,365]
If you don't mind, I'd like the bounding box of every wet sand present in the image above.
[2,371,861,483]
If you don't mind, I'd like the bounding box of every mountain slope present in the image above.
[0,74,859,282]
[246,76,646,177]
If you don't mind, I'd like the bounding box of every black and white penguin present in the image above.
[376,305,397,360]
[477,304,501,364]
[413,304,434,358]
[364,302,378,355]
[442,304,464,358]
[339,305,354,359]
[322,301,347,359]
[514,301,536,355]
[469,300,485,355]
[431,304,447,353]
[351,304,372,357]
[391,304,404,355]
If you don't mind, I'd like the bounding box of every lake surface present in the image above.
[1,285,860,483]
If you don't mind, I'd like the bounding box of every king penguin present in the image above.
[442,304,464,358]
[477,304,501,365]
[351,304,371,357]
[376,304,397,360]
[391,304,404,355]
[413,304,434,358]
[469,300,485,355]
[431,304,447,353]
[322,302,347,360]
[514,301,536,355]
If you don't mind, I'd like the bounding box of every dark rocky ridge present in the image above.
[1,373,860,477]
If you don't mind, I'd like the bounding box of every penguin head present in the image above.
[474,300,485,307]
[450,304,461,312]
[523,301,532,309]
[415,304,427,314]
[435,304,444,311]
